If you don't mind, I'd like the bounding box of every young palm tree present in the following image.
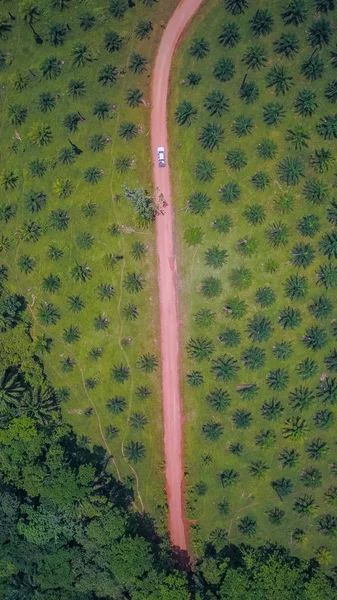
[206,388,231,411]
[93,100,110,120]
[273,32,299,58]
[187,371,203,387]
[109,0,128,19]
[48,23,67,46]
[317,377,337,404]
[129,412,148,430]
[94,315,109,330]
[175,100,197,126]
[187,192,211,215]
[247,314,272,342]
[301,54,324,81]
[135,20,152,40]
[0,170,18,192]
[315,410,334,429]
[256,429,276,448]
[213,57,235,81]
[98,64,118,86]
[84,167,103,184]
[71,262,92,283]
[187,337,214,362]
[194,308,216,327]
[296,357,318,380]
[131,241,146,260]
[184,71,202,86]
[249,460,269,479]
[229,443,244,456]
[266,368,289,391]
[115,156,131,173]
[219,22,241,47]
[281,0,308,26]
[297,214,321,237]
[261,398,284,422]
[212,216,232,234]
[111,364,129,384]
[325,349,337,372]
[63,325,80,344]
[284,274,308,300]
[325,80,337,103]
[21,3,41,25]
[29,123,53,146]
[293,494,317,516]
[306,437,329,460]
[283,416,308,441]
[106,425,119,439]
[202,421,224,440]
[38,302,60,325]
[278,156,305,186]
[255,286,275,307]
[238,516,256,536]
[8,104,28,126]
[229,267,252,290]
[319,230,337,259]
[18,254,36,274]
[302,326,327,350]
[53,179,73,199]
[82,201,97,218]
[294,89,318,116]
[204,90,229,117]
[241,345,265,370]
[218,469,239,490]
[105,30,123,53]
[232,115,253,137]
[72,43,93,67]
[271,478,294,498]
[224,297,247,319]
[58,147,75,165]
[308,17,332,48]
[250,9,274,36]
[317,114,337,140]
[0,17,12,40]
[88,347,103,361]
[29,159,47,179]
[220,182,241,204]
[198,122,224,151]
[225,0,248,14]
[129,52,148,74]
[40,56,62,79]
[20,220,41,243]
[137,353,158,373]
[285,126,310,151]
[317,514,337,536]
[266,221,289,248]
[301,467,322,488]
[242,45,267,70]
[107,396,126,414]
[268,508,285,525]
[225,149,247,170]
[90,135,106,153]
[239,81,259,104]
[63,113,80,133]
[76,232,94,250]
[37,92,55,113]
[194,159,216,182]
[118,121,138,141]
[311,148,333,173]
[124,441,146,464]
[126,88,143,108]
[289,386,315,411]
[68,79,86,100]
[79,11,95,30]
[211,354,239,381]
[200,276,222,297]
[251,171,270,190]
[242,206,265,230]
[189,37,210,59]
[205,245,228,270]
[263,102,285,126]
[278,448,299,468]
[291,243,315,268]
[49,209,69,231]
[317,263,337,289]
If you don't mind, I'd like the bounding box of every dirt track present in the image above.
[151,0,204,550]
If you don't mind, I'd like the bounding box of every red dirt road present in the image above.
[151,0,204,550]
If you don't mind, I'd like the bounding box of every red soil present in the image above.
[151,0,204,550]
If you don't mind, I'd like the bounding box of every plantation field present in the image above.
[0,0,178,519]
[170,0,337,558]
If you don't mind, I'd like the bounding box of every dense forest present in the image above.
[0,284,336,600]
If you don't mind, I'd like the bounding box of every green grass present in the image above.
[0,0,178,521]
[170,0,337,558]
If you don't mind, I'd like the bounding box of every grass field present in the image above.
[0,0,178,520]
[170,0,337,559]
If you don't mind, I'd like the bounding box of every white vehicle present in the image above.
[157,146,165,167]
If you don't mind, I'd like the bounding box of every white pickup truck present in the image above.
[157,146,165,167]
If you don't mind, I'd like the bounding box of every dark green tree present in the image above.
[189,37,210,59]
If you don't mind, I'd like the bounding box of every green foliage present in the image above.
[266,368,289,391]
[301,54,324,81]
[211,354,239,381]
[219,22,241,48]
[189,37,210,59]
[243,45,267,70]
[294,89,318,116]
[175,100,197,126]
[213,57,235,81]
[188,192,211,215]
[199,122,224,151]
[204,90,229,117]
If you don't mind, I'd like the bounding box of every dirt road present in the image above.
[151,0,204,550]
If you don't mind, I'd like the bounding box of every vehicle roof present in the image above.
[157,146,165,152]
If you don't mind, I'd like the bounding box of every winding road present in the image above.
[151,0,204,550]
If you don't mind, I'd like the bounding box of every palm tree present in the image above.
[301,54,324,81]
[71,262,92,283]
[21,3,41,25]
[213,57,235,82]
[38,302,60,325]
[274,32,299,58]
[311,148,334,173]
[278,156,305,186]
[284,274,308,300]
[79,11,95,30]
[317,514,337,536]
[187,192,210,215]
[189,37,210,59]
[325,350,337,372]
[218,468,239,488]
[121,304,138,323]
[175,100,197,126]
[137,353,158,373]
[49,209,69,231]
[129,52,147,74]
[68,79,86,100]
[205,246,228,270]
[211,354,239,381]
[303,326,327,350]
[63,113,80,133]
[225,149,247,170]
[33,333,53,355]
[249,460,269,479]
[129,412,148,430]
[72,43,93,67]
[266,221,289,247]
[294,89,318,117]
[202,421,224,441]
[187,337,214,362]
[308,17,332,48]
[278,448,300,468]
[131,241,146,260]
[53,179,73,199]
[242,45,267,70]
[90,134,106,153]
[118,121,138,141]
[206,388,231,412]
[18,254,36,274]
[261,398,284,421]
[238,516,257,536]
[281,0,307,26]
[301,467,322,488]
[61,357,75,373]
[293,494,317,516]
[109,0,128,19]
[93,100,110,120]
[291,243,315,269]
[198,122,224,151]
[256,429,276,448]
[194,159,216,182]
[1,170,18,191]
[255,286,275,307]
[304,179,328,207]
[126,88,143,108]
[24,190,46,213]
[220,182,241,205]
[124,441,146,464]
[229,443,243,456]
[317,263,337,289]
[229,267,252,290]
[123,272,144,293]
[115,156,131,173]
[297,214,321,238]
[204,90,229,117]
[29,159,47,178]
[38,92,55,113]
[251,171,270,190]
[268,508,285,525]
[246,314,272,342]
[29,123,53,146]
[8,104,28,126]
[239,81,259,105]
[317,377,337,404]
[285,126,310,151]
[187,371,203,387]
[0,369,25,408]
[296,358,318,380]
[105,30,123,52]
[271,477,294,499]
[278,306,302,329]
[0,17,12,40]
[20,220,41,242]
[232,115,253,137]
[200,276,221,298]
[263,102,285,126]
[42,274,61,293]
[84,167,103,185]
[219,22,241,47]
[225,0,248,14]
[40,56,61,79]
[241,345,265,370]
[289,386,315,411]
[52,0,71,9]
[98,64,118,86]
[319,231,337,259]
[93,315,109,330]
[325,80,337,103]
[76,232,94,250]
[135,20,152,40]
[58,148,75,165]
[63,325,80,344]
[212,216,232,234]
[184,71,202,86]
[325,486,337,505]
[266,368,289,391]
[250,9,274,37]
[48,23,67,46]
[283,416,308,440]
[306,437,329,460]
[317,114,337,140]
[105,425,119,440]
